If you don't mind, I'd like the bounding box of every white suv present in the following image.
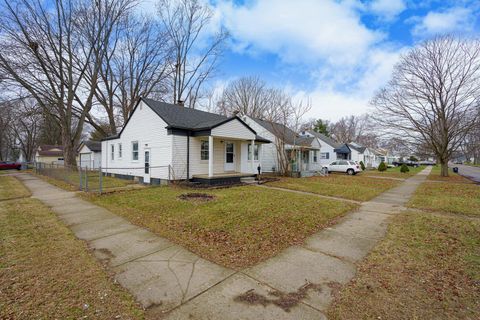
[323,160,361,175]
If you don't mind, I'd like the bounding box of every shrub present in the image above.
[359,161,366,171]
[378,161,387,172]
[400,163,410,173]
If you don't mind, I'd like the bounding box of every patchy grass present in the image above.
[84,185,356,268]
[265,175,400,201]
[362,165,426,178]
[408,181,480,217]
[0,192,143,318]
[427,165,472,183]
[327,211,480,320]
[0,176,30,200]
[34,168,135,192]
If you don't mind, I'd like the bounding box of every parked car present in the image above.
[0,161,21,170]
[323,160,361,175]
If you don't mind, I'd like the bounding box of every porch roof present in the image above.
[334,144,351,154]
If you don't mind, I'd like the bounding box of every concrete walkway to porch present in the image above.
[16,167,431,319]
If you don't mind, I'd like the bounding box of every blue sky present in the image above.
[145,0,480,120]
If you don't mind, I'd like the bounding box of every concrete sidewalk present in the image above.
[17,167,431,319]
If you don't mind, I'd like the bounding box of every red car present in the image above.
[0,161,21,170]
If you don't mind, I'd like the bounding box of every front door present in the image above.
[224,142,235,171]
[144,150,150,184]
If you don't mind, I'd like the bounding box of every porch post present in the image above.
[208,135,214,177]
[251,139,255,173]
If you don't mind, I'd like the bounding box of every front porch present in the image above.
[191,172,256,185]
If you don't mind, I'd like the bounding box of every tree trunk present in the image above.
[62,133,77,168]
[440,161,449,177]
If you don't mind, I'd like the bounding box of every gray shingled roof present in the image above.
[347,143,366,153]
[103,98,270,142]
[84,140,101,152]
[143,98,230,130]
[251,118,313,147]
[307,130,340,148]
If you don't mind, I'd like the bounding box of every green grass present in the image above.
[0,176,30,200]
[362,165,426,178]
[34,167,135,192]
[0,181,143,319]
[85,185,357,268]
[327,211,480,319]
[265,175,401,201]
[408,181,479,217]
[427,165,471,182]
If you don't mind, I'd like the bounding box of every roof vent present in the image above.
[177,100,184,107]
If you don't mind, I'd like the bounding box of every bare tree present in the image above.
[158,0,228,108]
[87,14,171,136]
[372,36,480,176]
[0,0,136,166]
[216,76,273,117]
[7,98,42,162]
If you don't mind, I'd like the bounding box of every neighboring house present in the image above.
[244,116,322,174]
[78,141,102,169]
[35,145,64,165]
[375,148,400,165]
[101,98,270,185]
[302,130,339,166]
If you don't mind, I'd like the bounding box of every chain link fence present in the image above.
[34,162,171,193]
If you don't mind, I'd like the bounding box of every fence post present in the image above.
[79,167,83,191]
[99,167,103,194]
[85,168,88,192]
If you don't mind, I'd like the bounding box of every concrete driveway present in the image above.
[453,164,480,183]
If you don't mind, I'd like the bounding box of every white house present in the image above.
[101,98,270,185]
[244,116,322,174]
[35,145,64,165]
[78,141,102,169]
[302,130,340,166]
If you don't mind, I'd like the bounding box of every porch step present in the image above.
[240,176,257,184]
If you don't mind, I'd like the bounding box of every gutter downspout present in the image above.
[186,133,190,181]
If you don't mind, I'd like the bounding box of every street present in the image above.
[454,164,480,184]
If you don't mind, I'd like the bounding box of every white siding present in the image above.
[319,142,336,166]
[211,118,256,140]
[243,116,279,173]
[171,137,254,179]
[101,101,172,180]
[78,145,102,169]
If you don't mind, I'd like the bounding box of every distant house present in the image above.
[244,116,322,174]
[101,98,270,185]
[35,145,64,165]
[78,141,102,169]
[303,130,339,166]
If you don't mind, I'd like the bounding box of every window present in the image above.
[313,150,318,163]
[339,160,349,165]
[118,143,122,158]
[320,152,330,159]
[132,141,139,160]
[111,144,114,160]
[201,140,209,160]
[247,143,259,160]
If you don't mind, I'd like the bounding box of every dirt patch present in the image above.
[178,193,215,202]
[234,282,323,312]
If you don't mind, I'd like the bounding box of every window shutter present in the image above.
[326,152,329,159]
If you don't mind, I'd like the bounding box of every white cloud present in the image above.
[369,0,406,21]
[215,0,383,66]
[411,7,476,37]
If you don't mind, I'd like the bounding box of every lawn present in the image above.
[34,167,135,192]
[408,177,479,217]
[361,165,426,179]
[0,176,31,200]
[427,165,472,183]
[327,211,480,319]
[265,175,400,201]
[85,185,357,268]
[0,187,143,318]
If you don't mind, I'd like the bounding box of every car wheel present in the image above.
[347,169,354,175]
